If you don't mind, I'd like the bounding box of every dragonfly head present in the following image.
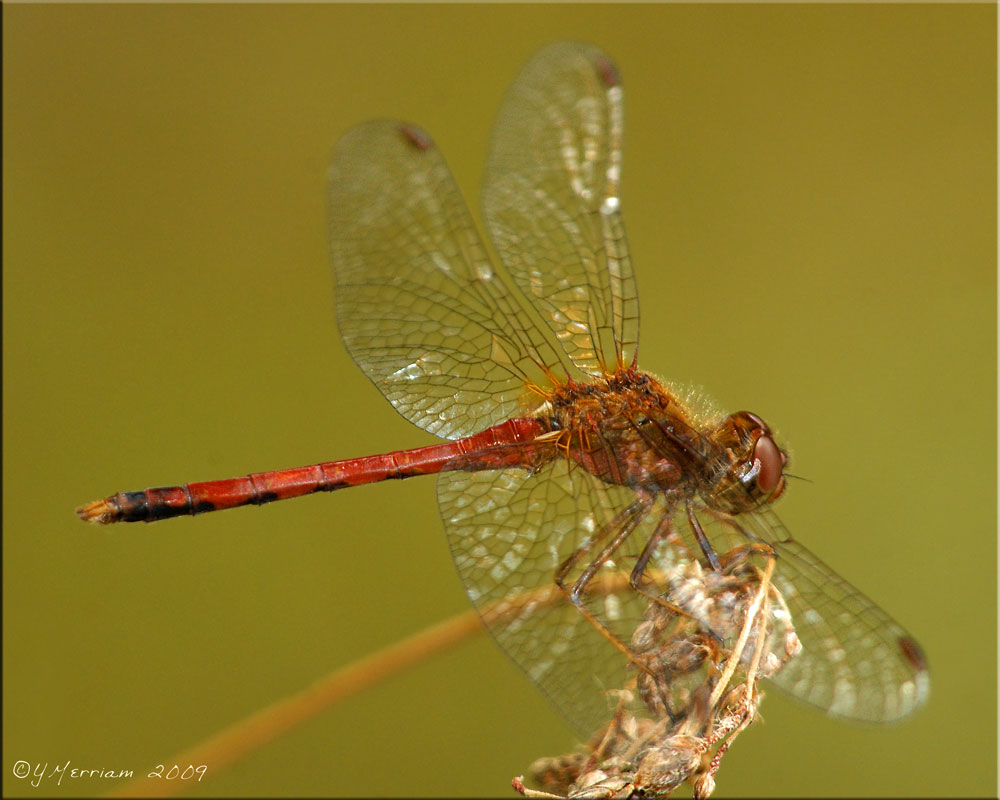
[707,411,787,514]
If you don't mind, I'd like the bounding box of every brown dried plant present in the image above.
[515,547,800,799]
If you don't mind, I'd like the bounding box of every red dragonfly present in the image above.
[78,42,928,734]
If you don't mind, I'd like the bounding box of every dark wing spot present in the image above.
[594,54,622,89]
[398,124,432,151]
[897,635,928,672]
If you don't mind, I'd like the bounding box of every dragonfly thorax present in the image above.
[546,368,703,494]
[544,370,788,513]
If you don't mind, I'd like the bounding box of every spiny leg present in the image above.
[628,509,669,588]
[567,499,652,598]
[552,497,658,674]
[623,509,729,647]
[700,506,769,549]
[554,499,648,592]
[686,499,722,572]
[698,506,780,564]
[629,508,677,590]
[628,510,709,623]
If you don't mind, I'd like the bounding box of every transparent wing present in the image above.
[439,460,686,735]
[440,456,928,733]
[483,42,639,375]
[328,121,573,440]
[708,505,931,722]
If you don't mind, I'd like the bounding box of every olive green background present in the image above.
[4,4,995,798]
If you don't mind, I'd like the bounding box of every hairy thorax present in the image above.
[543,368,787,516]
[546,368,703,495]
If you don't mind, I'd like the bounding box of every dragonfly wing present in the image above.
[439,460,685,735]
[442,455,929,732]
[483,42,639,375]
[329,121,572,439]
[695,504,930,722]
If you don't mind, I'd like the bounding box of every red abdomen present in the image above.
[77,418,550,524]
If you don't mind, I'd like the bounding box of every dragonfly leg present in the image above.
[685,499,722,572]
[628,510,672,590]
[627,512,710,626]
[567,500,652,600]
[552,580,653,676]
[552,497,657,676]
[698,507,780,563]
[554,499,649,597]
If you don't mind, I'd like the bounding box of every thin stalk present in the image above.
[107,609,484,798]
[107,579,580,798]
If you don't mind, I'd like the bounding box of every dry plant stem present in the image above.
[513,777,566,800]
[699,573,773,793]
[744,569,773,688]
[107,578,588,798]
[708,554,775,709]
[519,554,783,799]
[107,609,486,798]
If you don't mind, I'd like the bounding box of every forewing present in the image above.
[695,504,930,722]
[483,42,639,375]
[328,121,569,439]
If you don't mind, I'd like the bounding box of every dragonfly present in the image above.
[78,41,929,736]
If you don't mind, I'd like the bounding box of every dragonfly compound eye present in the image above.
[753,434,785,498]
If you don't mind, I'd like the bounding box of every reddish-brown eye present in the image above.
[753,435,784,495]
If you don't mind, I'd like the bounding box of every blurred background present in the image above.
[4,4,995,798]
